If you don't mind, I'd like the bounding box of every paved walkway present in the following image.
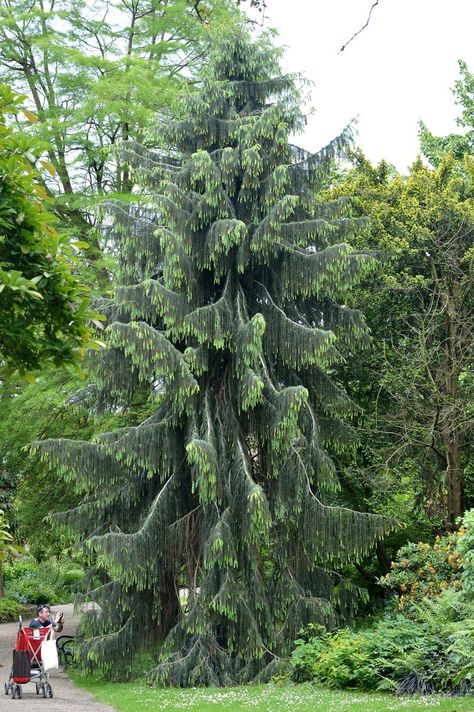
[0,604,115,711]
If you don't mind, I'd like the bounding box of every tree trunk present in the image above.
[444,283,465,528]
[0,564,5,598]
[157,571,179,641]
[446,431,464,528]
[375,540,391,576]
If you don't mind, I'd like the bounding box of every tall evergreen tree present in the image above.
[36,31,393,684]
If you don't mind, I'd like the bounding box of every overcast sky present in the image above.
[252,0,474,172]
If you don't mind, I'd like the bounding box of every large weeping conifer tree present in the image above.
[37,31,393,684]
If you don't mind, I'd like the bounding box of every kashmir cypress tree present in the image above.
[36,31,394,685]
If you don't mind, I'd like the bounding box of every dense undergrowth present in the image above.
[291,510,474,695]
[3,556,83,606]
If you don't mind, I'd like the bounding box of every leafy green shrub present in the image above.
[59,569,84,589]
[291,615,443,691]
[3,556,37,583]
[456,509,474,594]
[8,575,57,605]
[291,624,327,682]
[379,533,462,609]
[4,556,84,604]
[293,627,376,689]
[0,597,23,622]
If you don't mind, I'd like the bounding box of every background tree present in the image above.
[37,31,392,684]
[0,0,240,234]
[419,60,474,165]
[331,152,474,533]
[0,84,100,375]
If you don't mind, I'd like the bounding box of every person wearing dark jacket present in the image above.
[29,604,64,632]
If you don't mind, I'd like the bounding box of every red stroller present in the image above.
[4,619,54,699]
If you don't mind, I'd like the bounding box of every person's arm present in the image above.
[29,619,41,628]
[53,612,64,632]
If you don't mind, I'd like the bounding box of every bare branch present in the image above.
[339,0,380,54]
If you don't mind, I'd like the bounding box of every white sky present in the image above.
[252,0,474,173]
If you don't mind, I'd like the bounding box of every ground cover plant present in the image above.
[69,676,474,712]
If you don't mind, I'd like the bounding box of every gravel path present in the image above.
[0,604,115,711]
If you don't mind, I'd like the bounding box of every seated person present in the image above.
[29,604,64,632]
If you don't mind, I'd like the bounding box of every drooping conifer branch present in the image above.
[39,29,395,685]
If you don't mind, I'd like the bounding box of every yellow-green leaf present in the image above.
[33,184,50,200]
[40,160,57,177]
[23,110,38,123]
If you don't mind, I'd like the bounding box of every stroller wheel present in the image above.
[4,681,9,695]
[36,683,40,694]
[42,684,47,698]
[47,683,53,698]
[17,685,22,699]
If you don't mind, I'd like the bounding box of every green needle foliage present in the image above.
[36,31,394,685]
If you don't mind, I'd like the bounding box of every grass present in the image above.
[70,674,474,712]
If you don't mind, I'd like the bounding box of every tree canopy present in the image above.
[330,151,474,531]
[0,0,240,205]
[420,60,474,165]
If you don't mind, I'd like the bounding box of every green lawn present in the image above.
[70,674,474,712]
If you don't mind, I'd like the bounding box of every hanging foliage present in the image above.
[36,30,395,685]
